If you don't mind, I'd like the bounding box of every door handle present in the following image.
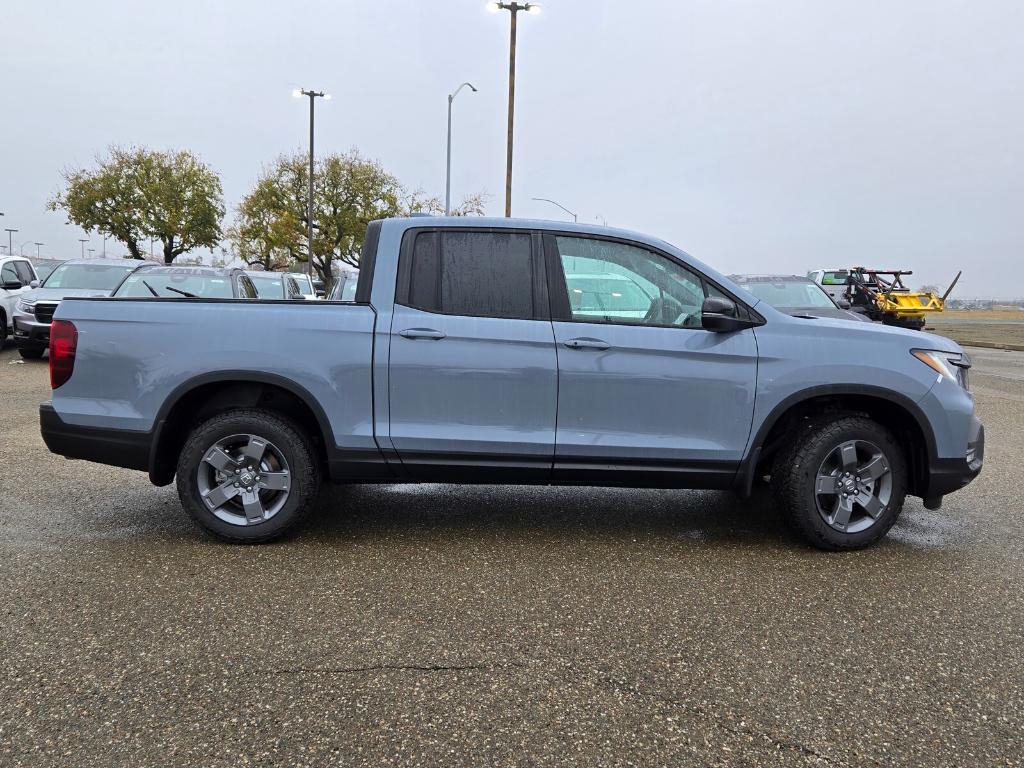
[563,337,610,350]
[399,328,446,340]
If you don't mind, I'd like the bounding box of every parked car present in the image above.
[113,265,258,299]
[245,271,305,300]
[729,274,870,322]
[13,258,142,359]
[286,272,318,300]
[0,256,40,349]
[328,268,359,302]
[29,258,65,283]
[40,217,982,550]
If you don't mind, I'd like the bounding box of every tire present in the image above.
[772,415,907,550]
[0,314,7,349]
[176,408,321,543]
[19,346,44,360]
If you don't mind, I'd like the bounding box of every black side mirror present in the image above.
[2,280,22,290]
[701,296,755,332]
[837,299,851,309]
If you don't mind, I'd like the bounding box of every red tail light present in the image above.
[49,320,78,389]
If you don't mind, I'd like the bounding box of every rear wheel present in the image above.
[773,415,907,550]
[176,409,321,543]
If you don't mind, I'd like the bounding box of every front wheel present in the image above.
[176,409,321,543]
[773,416,907,550]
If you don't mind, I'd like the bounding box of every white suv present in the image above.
[0,256,39,349]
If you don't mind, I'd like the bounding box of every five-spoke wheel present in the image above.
[197,433,293,526]
[813,439,892,533]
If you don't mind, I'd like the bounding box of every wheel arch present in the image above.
[148,371,335,486]
[740,385,936,498]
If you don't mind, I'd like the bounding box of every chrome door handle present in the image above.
[399,328,446,340]
[563,337,610,350]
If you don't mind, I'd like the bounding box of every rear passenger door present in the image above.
[388,229,557,481]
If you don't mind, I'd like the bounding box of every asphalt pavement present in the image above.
[1,345,1021,767]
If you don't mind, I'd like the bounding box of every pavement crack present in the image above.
[273,661,525,676]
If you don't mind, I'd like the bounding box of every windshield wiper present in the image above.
[141,280,159,297]
[164,286,200,298]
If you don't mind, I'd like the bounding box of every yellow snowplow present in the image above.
[809,268,961,330]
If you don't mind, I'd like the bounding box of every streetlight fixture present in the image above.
[4,228,17,256]
[79,238,89,258]
[293,88,330,279]
[488,1,541,217]
[34,242,44,258]
[446,82,478,216]
[531,197,577,222]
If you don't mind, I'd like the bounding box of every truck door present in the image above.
[388,228,557,482]
[544,234,758,487]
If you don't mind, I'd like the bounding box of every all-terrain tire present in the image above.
[772,415,908,551]
[176,408,321,543]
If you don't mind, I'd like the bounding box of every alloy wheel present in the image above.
[196,433,292,526]
[813,439,893,533]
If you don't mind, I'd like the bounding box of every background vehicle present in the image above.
[328,268,360,301]
[13,258,141,358]
[807,267,961,329]
[245,271,305,300]
[40,218,983,550]
[29,258,65,283]
[730,274,870,322]
[113,265,257,299]
[0,256,39,349]
[286,272,318,300]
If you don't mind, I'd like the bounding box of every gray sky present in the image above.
[2,0,1021,297]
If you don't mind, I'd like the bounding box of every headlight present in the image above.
[912,349,970,390]
[16,299,35,313]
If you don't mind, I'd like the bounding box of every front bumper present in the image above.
[13,312,51,349]
[925,414,984,498]
[40,402,152,472]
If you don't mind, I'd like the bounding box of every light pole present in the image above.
[102,234,108,257]
[79,238,88,258]
[488,1,541,217]
[446,82,477,216]
[293,88,330,279]
[34,242,44,258]
[4,228,17,255]
[88,248,95,258]
[531,197,577,222]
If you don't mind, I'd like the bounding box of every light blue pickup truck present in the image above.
[39,217,983,549]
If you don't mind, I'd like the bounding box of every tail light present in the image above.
[49,319,78,389]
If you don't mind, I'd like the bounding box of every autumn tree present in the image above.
[50,146,224,264]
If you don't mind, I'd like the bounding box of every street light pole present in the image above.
[446,82,478,216]
[293,88,330,280]
[79,238,88,258]
[489,2,540,217]
[4,228,17,255]
[34,242,44,258]
[102,235,108,257]
[531,197,577,222]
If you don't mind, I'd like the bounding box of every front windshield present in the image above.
[115,271,234,298]
[247,273,284,298]
[743,280,836,309]
[42,262,137,290]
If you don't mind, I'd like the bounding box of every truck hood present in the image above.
[20,287,112,303]
[766,306,963,354]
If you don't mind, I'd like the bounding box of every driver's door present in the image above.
[546,234,758,486]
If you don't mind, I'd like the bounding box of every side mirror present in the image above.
[29,279,40,289]
[701,296,755,332]
[2,280,22,290]
[836,299,851,309]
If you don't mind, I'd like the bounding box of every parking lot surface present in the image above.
[1,345,1021,767]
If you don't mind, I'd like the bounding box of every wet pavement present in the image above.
[0,345,1021,766]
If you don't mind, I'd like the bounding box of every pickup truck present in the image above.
[39,217,984,550]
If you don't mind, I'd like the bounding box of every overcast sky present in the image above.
[2,0,1021,297]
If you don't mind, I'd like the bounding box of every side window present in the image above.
[1,262,18,285]
[553,236,706,327]
[14,261,35,284]
[237,275,258,298]
[285,276,300,298]
[403,231,535,320]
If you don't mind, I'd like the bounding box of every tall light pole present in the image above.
[79,238,88,258]
[531,197,577,222]
[34,242,44,258]
[102,234,109,257]
[4,228,17,256]
[446,82,478,216]
[293,88,330,279]
[488,2,541,217]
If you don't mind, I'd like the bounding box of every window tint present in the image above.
[237,275,258,298]
[14,261,35,283]
[554,236,706,327]
[404,231,534,319]
[1,262,19,285]
[285,276,300,298]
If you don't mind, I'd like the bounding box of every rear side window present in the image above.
[401,230,536,320]
[1,262,18,284]
[237,275,258,298]
[14,261,35,284]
